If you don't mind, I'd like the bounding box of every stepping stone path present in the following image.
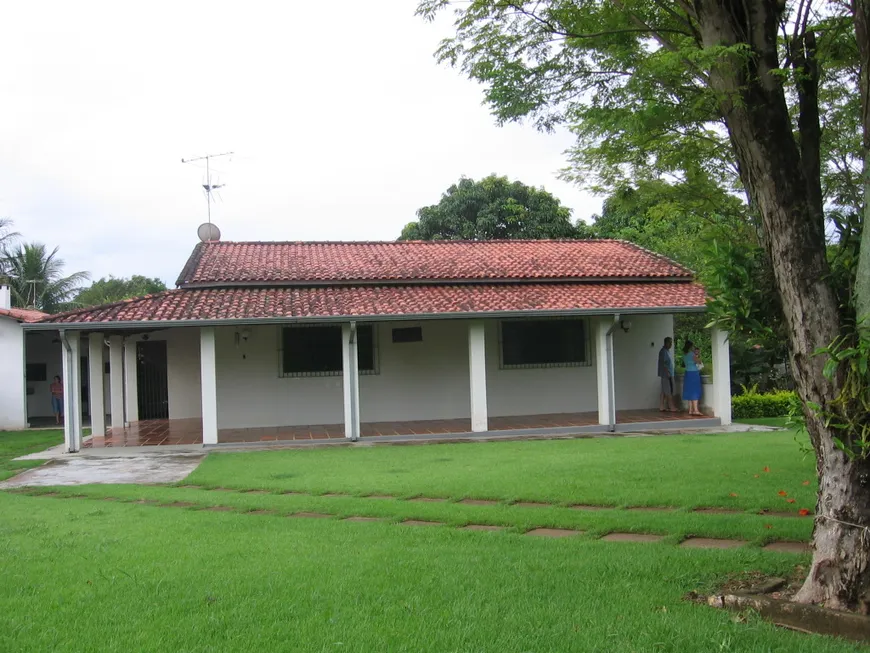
[762,541,811,554]
[343,516,385,523]
[601,533,664,543]
[322,493,350,498]
[460,499,501,506]
[288,512,332,519]
[461,524,505,532]
[680,537,747,549]
[526,528,582,538]
[626,506,674,512]
[694,508,741,515]
[402,520,444,527]
[408,497,447,503]
[570,505,610,511]
[201,505,234,512]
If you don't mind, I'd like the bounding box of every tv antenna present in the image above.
[181,151,234,225]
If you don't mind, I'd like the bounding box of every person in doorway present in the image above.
[682,341,703,416]
[49,375,64,424]
[657,337,677,412]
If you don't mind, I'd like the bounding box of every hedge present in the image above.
[731,390,797,419]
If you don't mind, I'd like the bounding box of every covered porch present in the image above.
[85,409,717,447]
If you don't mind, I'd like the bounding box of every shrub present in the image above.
[732,387,797,418]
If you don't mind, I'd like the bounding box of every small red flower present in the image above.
[729,492,738,497]
[799,508,811,517]
[786,498,796,504]
[802,480,810,486]
[778,490,788,496]
[763,467,770,473]
[764,524,773,529]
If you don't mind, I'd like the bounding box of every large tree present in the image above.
[75,275,167,307]
[3,243,89,313]
[400,174,581,240]
[420,0,869,608]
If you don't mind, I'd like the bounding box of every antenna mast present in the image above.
[181,151,234,224]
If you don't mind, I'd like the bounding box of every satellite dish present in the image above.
[197,223,221,242]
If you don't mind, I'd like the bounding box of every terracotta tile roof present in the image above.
[37,282,706,325]
[177,240,693,286]
[0,307,48,323]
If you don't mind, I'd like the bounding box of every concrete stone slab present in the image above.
[680,537,747,549]
[569,504,611,511]
[526,528,582,538]
[514,501,551,509]
[763,541,811,554]
[461,524,505,532]
[401,520,444,527]
[601,532,664,543]
[288,512,332,519]
[460,499,501,506]
[0,453,206,487]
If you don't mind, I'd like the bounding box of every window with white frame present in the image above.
[280,324,377,377]
[499,318,589,368]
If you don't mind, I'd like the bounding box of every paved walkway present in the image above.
[0,453,206,488]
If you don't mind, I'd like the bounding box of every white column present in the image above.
[595,317,616,427]
[61,331,83,452]
[468,320,488,432]
[124,338,139,424]
[109,335,125,430]
[342,322,361,441]
[200,327,218,445]
[711,327,732,425]
[87,333,106,437]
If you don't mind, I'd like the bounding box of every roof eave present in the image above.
[24,305,708,331]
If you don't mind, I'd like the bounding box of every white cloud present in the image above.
[0,0,600,286]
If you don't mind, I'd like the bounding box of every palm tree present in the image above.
[3,242,90,313]
[0,218,19,278]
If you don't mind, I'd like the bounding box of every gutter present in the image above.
[59,330,80,452]
[24,305,707,331]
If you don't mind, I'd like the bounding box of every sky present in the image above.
[0,0,601,287]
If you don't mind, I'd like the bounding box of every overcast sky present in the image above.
[1,1,600,287]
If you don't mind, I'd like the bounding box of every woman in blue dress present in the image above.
[681,340,703,416]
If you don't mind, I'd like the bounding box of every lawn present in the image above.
[0,491,860,653]
[2,426,856,651]
[186,429,818,513]
[0,429,63,481]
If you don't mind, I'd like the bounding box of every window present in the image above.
[26,363,47,382]
[392,326,422,343]
[280,325,376,377]
[500,319,589,368]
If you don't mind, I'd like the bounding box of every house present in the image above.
[25,239,731,452]
[0,285,48,430]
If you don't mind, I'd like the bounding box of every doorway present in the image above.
[137,340,169,420]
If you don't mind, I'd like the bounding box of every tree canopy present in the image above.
[75,275,167,307]
[400,174,581,240]
[420,0,870,609]
[3,242,89,313]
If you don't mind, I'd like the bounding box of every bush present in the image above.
[732,388,797,418]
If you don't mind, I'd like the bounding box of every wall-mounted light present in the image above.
[620,319,632,333]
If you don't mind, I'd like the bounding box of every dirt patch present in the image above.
[365,495,394,500]
[694,507,742,515]
[401,520,444,527]
[525,528,582,538]
[201,505,235,512]
[601,532,664,543]
[242,489,271,495]
[569,504,611,511]
[460,499,501,506]
[161,501,198,508]
[408,497,447,503]
[288,512,333,519]
[680,537,747,549]
[513,501,551,509]
[321,493,350,498]
[626,506,675,512]
[462,524,506,532]
[245,509,275,516]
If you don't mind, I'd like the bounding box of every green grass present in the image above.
[187,430,818,513]
[0,429,63,481]
[21,484,814,543]
[0,492,860,653]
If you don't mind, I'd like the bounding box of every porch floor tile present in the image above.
[85,409,712,448]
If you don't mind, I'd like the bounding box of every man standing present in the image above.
[49,375,64,424]
[658,337,676,412]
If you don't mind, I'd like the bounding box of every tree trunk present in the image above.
[854,0,870,326]
[693,0,870,609]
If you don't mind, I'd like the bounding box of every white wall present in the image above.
[613,314,675,411]
[207,316,675,429]
[0,317,26,429]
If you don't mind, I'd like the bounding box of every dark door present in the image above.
[137,341,169,419]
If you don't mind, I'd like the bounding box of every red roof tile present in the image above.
[37,283,706,325]
[0,307,48,323]
[177,240,693,286]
